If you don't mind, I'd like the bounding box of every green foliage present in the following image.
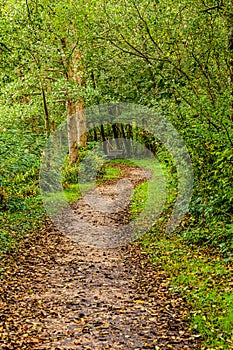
[140,231,233,349]
[0,117,45,213]
[62,162,80,186]
[98,163,121,183]
[0,0,232,344]
[0,108,46,254]
[0,196,45,255]
[126,157,168,220]
[125,157,233,349]
[92,0,233,253]
[78,150,106,183]
[62,147,107,186]
[130,181,148,220]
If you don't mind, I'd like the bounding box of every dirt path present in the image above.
[54,164,154,248]
[0,164,200,349]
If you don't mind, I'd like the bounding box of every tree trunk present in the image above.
[93,126,98,142]
[112,123,120,148]
[66,99,79,164]
[121,124,131,157]
[100,124,107,153]
[40,79,50,137]
[228,8,233,121]
[61,39,87,163]
[77,98,87,148]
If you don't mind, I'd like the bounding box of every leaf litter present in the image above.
[0,164,201,349]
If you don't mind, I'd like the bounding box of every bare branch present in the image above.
[201,5,223,13]
[132,1,164,55]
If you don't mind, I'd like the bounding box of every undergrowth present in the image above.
[127,157,233,349]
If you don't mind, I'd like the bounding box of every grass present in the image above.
[120,157,233,350]
[0,195,45,255]
[45,164,121,209]
[97,163,121,183]
[139,232,233,349]
[1,155,232,349]
[128,158,166,222]
[129,181,148,219]
[109,157,171,223]
[0,163,121,256]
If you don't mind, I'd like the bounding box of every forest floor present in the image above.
[0,164,201,349]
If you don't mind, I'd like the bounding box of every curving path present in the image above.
[0,164,200,349]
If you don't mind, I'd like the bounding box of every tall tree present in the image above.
[1,0,91,162]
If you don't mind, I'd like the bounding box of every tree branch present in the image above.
[0,42,12,52]
[201,5,223,13]
[132,1,164,55]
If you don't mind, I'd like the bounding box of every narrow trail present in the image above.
[0,164,200,349]
[54,164,153,248]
